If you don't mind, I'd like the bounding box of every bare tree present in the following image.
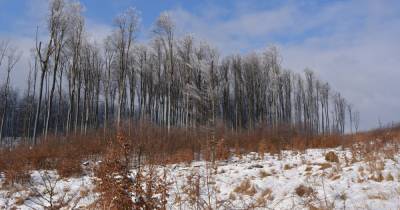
[0,45,21,143]
[44,0,69,138]
[32,0,67,144]
[65,1,85,134]
[0,3,358,143]
[353,111,360,133]
[347,104,353,134]
[0,40,9,68]
[112,7,140,127]
[153,12,175,132]
[102,36,115,132]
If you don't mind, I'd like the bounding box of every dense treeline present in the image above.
[0,0,359,145]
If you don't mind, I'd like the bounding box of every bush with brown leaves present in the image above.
[94,132,170,210]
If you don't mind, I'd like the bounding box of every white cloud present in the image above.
[0,36,33,90]
[85,20,113,44]
[0,0,113,88]
[166,0,400,130]
[279,1,400,130]
[169,5,301,54]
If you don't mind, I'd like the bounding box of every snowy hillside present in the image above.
[1,146,400,209]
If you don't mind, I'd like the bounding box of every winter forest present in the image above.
[0,0,358,145]
[6,1,400,209]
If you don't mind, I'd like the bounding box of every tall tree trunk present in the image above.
[33,71,46,144]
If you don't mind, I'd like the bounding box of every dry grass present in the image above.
[305,165,313,172]
[0,131,108,183]
[370,172,384,182]
[166,148,194,164]
[386,173,394,181]
[367,192,388,200]
[284,164,294,170]
[258,140,267,159]
[1,121,400,209]
[295,184,314,197]
[318,163,332,170]
[253,188,274,207]
[14,196,25,206]
[330,174,341,180]
[0,121,355,183]
[325,151,339,162]
[259,170,271,178]
[233,179,257,196]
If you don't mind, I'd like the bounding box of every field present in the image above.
[1,126,400,209]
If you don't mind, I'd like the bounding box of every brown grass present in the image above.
[1,121,399,187]
[295,185,314,197]
[166,148,194,164]
[1,122,399,209]
[318,163,332,170]
[305,165,313,172]
[284,164,293,170]
[368,192,388,200]
[325,151,339,162]
[370,172,384,182]
[0,132,107,183]
[259,170,271,178]
[234,179,257,196]
[258,140,267,159]
[14,196,25,206]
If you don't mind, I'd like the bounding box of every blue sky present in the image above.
[0,0,371,49]
[1,0,400,130]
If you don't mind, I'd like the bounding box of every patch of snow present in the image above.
[1,147,400,209]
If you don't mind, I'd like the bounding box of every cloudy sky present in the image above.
[0,0,399,130]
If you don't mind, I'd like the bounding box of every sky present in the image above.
[0,0,399,130]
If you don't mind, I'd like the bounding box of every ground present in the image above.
[1,146,400,209]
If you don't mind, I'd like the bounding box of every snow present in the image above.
[0,171,96,209]
[164,148,400,209]
[1,147,400,209]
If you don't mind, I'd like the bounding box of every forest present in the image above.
[0,0,359,146]
[5,1,400,210]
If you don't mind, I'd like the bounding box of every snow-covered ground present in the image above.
[1,147,400,209]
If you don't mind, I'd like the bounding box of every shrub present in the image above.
[94,133,135,209]
[181,171,201,207]
[3,168,30,187]
[258,140,266,159]
[166,148,194,164]
[216,138,230,160]
[325,151,339,162]
[0,147,31,186]
[386,173,394,181]
[56,158,82,178]
[234,179,256,196]
[318,163,332,170]
[94,132,169,209]
[259,170,271,178]
[295,185,314,197]
[283,164,293,170]
[370,172,384,182]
